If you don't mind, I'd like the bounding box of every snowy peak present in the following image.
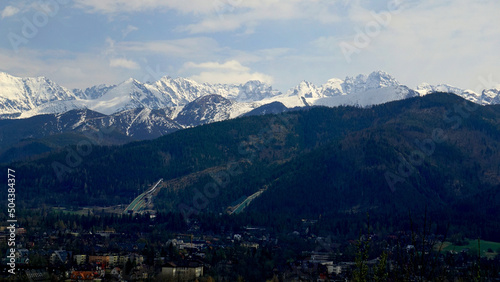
[0,72,78,118]
[109,107,182,138]
[415,82,433,95]
[4,70,499,124]
[480,88,500,105]
[88,79,152,115]
[321,78,344,97]
[2,73,278,119]
[0,72,75,101]
[279,71,412,107]
[235,80,281,102]
[0,70,412,120]
[268,71,418,109]
[483,88,500,98]
[76,84,115,100]
[366,71,400,88]
[154,76,210,106]
[342,71,400,94]
[288,80,322,99]
[415,83,470,96]
[175,94,234,127]
[415,83,500,105]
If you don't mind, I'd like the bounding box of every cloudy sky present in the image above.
[0,0,499,92]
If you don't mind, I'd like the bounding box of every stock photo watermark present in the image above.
[141,64,169,83]
[340,0,405,63]
[6,168,17,275]
[8,0,69,53]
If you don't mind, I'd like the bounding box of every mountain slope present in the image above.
[0,72,80,118]
[175,95,234,127]
[3,70,500,167]
[0,107,184,163]
[6,93,500,230]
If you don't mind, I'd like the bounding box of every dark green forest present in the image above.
[3,93,500,239]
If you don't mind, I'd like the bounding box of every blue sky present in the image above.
[0,0,499,93]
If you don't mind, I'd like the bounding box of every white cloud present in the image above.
[0,48,139,89]
[317,0,500,90]
[2,0,499,93]
[312,36,344,52]
[0,2,68,20]
[180,0,343,34]
[109,58,140,69]
[73,0,220,14]
[1,6,20,19]
[184,60,247,72]
[115,37,220,59]
[122,25,138,38]
[73,0,343,34]
[184,60,273,85]
[382,0,499,89]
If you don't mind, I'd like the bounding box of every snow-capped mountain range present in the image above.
[415,83,500,105]
[278,71,419,108]
[1,70,499,138]
[0,73,281,119]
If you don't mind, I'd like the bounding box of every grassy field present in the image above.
[437,239,500,259]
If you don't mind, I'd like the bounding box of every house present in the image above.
[108,255,119,267]
[161,261,203,280]
[119,253,144,266]
[89,255,109,268]
[50,250,72,265]
[5,249,30,265]
[74,254,87,265]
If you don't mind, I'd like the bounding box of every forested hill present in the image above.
[6,93,500,235]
